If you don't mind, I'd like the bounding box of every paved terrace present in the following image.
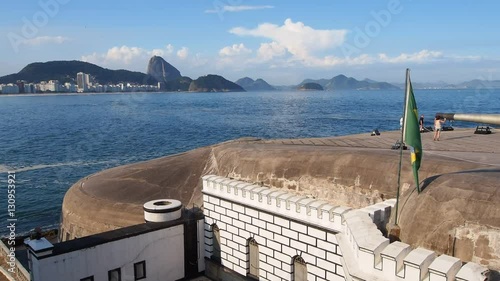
[257,128,500,166]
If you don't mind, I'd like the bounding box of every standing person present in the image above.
[419,115,425,132]
[433,115,445,141]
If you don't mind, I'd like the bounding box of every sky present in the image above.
[1,0,500,85]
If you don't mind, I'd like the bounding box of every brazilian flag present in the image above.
[404,80,422,192]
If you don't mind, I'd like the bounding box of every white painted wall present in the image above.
[31,225,185,281]
[203,176,346,281]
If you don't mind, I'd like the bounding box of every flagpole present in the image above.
[395,68,411,226]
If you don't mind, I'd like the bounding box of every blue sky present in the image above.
[1,0,499,84]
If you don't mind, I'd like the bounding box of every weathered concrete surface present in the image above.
[61,129,500,270]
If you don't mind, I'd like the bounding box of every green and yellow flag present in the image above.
[404,78,423,192]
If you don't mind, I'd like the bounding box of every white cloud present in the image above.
[166,44,174,54]
[230,18,347,62]
[21,36,69,46]
[306,50,443,67]
[257,42,286,61]
[219,43,252,57]
[81,44,197,74]
[205,5,274,13]
[177,47,189,59]
[378,50,443,64]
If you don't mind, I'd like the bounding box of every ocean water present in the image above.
[1,89,499,236]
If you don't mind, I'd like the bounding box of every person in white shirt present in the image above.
[433,115,446,141]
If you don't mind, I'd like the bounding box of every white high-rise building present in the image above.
[77,72,90,92]
[85,74,91,87]
[77,72,86,92]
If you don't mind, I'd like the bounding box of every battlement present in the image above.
[202,175,351,232]
[202,175,490,281]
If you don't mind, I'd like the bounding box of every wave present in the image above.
[0,164,12,173]
[1,160,120,173]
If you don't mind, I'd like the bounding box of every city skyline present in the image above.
[1,0,500,85]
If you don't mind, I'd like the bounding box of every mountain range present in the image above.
[2,57,498,92]
[235,77,276,91]
[301,75,400,90]
[392,79,500,89]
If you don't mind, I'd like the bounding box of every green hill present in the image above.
[188,75,245,92]
[0,60,157,85]
[298,82,324,91]
[302,75,400,90]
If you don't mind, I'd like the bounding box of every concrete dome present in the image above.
[60,130,500,270]
[398,169,500,269]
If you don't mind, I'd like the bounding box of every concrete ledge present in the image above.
[456,262,490,281]
[428,255,462,281]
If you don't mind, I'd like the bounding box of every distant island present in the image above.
[298,82,324,91]
[301,75,400,91]
[188,75,244,92]
[236,77,276,91]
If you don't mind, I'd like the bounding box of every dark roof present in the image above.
[41,209,203,259]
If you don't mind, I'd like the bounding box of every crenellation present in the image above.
[428,254,462,281]
[456,262,490,281]
[402,247,436,281]
[202,176,490,281]
[381,241,412,278]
